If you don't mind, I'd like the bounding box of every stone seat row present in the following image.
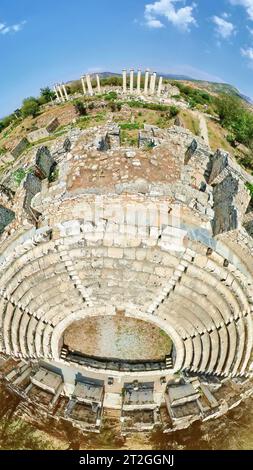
[178,315,253,377]
[0,297,55,358]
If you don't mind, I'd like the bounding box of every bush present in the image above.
[104,91,118,101]
[74,100,87,116]
[172,82,212,108]
[127,100,171,112]
[0,114,16,132]
[21,97,40,118]
[246,182,253,198]
[109,102,121,112]
[100,76,122,87]
[119,122,141,130]
[169,105,179,118]
[12,169,26,186]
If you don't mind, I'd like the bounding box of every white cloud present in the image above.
[212,15,236,39]
[229,1,253,20]
[146,17,164,28]
[0,20,26,35]
[144,0,197,31]
[241,46,253,59]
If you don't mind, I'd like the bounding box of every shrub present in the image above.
[173,82,212,107]
[12,169,27,186]
[246,182,253,198]
[100,76,122,87]
[169,105,179,118]
[109,101,121,112]
[74,100,87,116]
[21,97,40,118]
[104,91,118,101]
[119,122,141,130]
[49,167,59,183]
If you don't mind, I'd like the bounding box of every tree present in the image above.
[39,87,55,104]
[21,97,40,118]
[216,93,253,146]
[215,93,240,128]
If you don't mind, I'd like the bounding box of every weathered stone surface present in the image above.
[0,205,15,233]
[35,146,55,179]
[208,149,230,185]
[23,173,42,217]
[10,138,29,159]
[212,175,250,235]
[184,139,198,164]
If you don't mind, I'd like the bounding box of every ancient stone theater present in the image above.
[1,70,253,434]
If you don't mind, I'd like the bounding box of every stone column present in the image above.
[81,76,87,95]
[53,85,60,101]
[57,84,65,102]
[86,74,93,96]
[122,69,127,94]
[149,73,156,95]
[137,70,141,94]
[157,76,163,96]
[62,84,69,101]
[130,69,134,94]
[151,72,157,95]
[96,74,101,94]
[144,70,149,95]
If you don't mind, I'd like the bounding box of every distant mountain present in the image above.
[69,71,253,105]
[160,73,253,104]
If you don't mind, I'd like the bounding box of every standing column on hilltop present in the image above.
[86,74,93,96]
[53,85,60,101]
[144,70,149,95]
[151,72,157,95]
[130,69,134,94]
[157,76,163,96]
[137,70,141,94]
[149,73,155,95]
[148,73,152,95]
[81,76,87,95]
[122,69,127,94]
[96,74,101,93]
[62,84,69,101]
[57,84,65,102]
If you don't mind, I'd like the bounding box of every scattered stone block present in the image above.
[208,149,230,184]
[138,130,155,149]
[27,118,59,143]
[0,205,15,234]
[185,139,198,164]
[10,138,29,159]
[63,137,71,153]
[168,384,200,407]
[212,174,250,235]
[35,146,55,179]
[174,116,184,127]
[23,173,42,217]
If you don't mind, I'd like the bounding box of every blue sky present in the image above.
[1,0,253,116]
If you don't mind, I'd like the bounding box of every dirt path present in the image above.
[195,111,209,147]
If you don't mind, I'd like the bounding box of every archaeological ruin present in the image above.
[1,69,253,435]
